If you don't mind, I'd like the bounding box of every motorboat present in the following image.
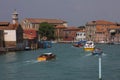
[73,40,86,48]
[24,46,31,50]
[73,42,83,47]
[92,48,103,55]
[84,41,95,51]
[37,53,56,61]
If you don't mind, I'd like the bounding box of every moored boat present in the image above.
[73,42,83,47]
[73,43,83,47]
[73,40,86,48]
[84,41,95,51]
[37,53,56,61]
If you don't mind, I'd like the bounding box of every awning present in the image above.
[110,29,116,33]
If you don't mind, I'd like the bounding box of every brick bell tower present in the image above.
[12,9,19,24]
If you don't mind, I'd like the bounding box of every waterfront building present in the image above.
[75,26,86,41]
[62,27,81,41]
[75,32,86,41]
[21,18,68,31]
[108,24,120,43]
[55,25,67,41]
[0,28,4,47]
[23,29,38,49]
[21,18,68,42]
[54,26,86,42]
[0,10,24,50]
[85,20,120,43]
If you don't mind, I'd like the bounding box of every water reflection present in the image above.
[5,52,17,63]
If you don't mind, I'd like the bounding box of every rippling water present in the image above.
[0,43,120,80]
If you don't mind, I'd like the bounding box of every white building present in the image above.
[0,10,23,48]
[75,32,86,41]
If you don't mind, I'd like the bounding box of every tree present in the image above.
[78,26,85,28]
[38,22,55,40]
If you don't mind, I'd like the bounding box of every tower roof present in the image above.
[12,9,18,15]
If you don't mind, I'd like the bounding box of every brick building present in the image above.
[86,20,120,43]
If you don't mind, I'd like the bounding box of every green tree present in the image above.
[78,26,85,28]
[38,22,55,40]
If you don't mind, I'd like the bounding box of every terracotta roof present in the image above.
[23,29,37,39]
[55,25,66,29]
[96,26,106,32]
[0,22,10,26]
[96,24,120,32]
[86,20,116,25]
[63,27,80,31]
[24,18,67,24]
[109,25,119,29]
[0,23,19,30]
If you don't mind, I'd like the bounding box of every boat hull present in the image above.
[73,44,83,47]
[92,48,103,55]
[84,47,95,51]
[84,41,95,51]
[37,53,56,62]
[37,57,47,61]
[92,52,102,55]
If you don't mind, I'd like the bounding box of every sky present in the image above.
[0,0,120,26]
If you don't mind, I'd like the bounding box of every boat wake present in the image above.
[85,53,107,57]
[101,53,107,56]
[11,60,39,68]
[25,60,39,64]
[85,53,92,56]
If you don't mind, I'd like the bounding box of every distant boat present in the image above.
[73,40,86,48]
[73,43,83,47]
[98,41,107,44]
[51,41,57,43]
[113,42,120,45]
[84,41,95,51]
[24,46,31,50]
[37,53,56,62]
[92,48,103,55]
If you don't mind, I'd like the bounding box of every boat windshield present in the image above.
[86,41,94,44]
[43,53,52,55]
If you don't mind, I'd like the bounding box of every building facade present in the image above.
[23,29,38,49]
[86,20,120,43]
[0,10,24,50]
[21,18,68,31]
[75,32,86,41]
[62,27,82,41]
[0,30,4,47]
[21,18,68,42]
[55,25,67,41]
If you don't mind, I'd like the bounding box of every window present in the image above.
[4,32,8,35]
[83,33,85,36]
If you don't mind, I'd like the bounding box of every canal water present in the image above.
[0,43,120,80]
